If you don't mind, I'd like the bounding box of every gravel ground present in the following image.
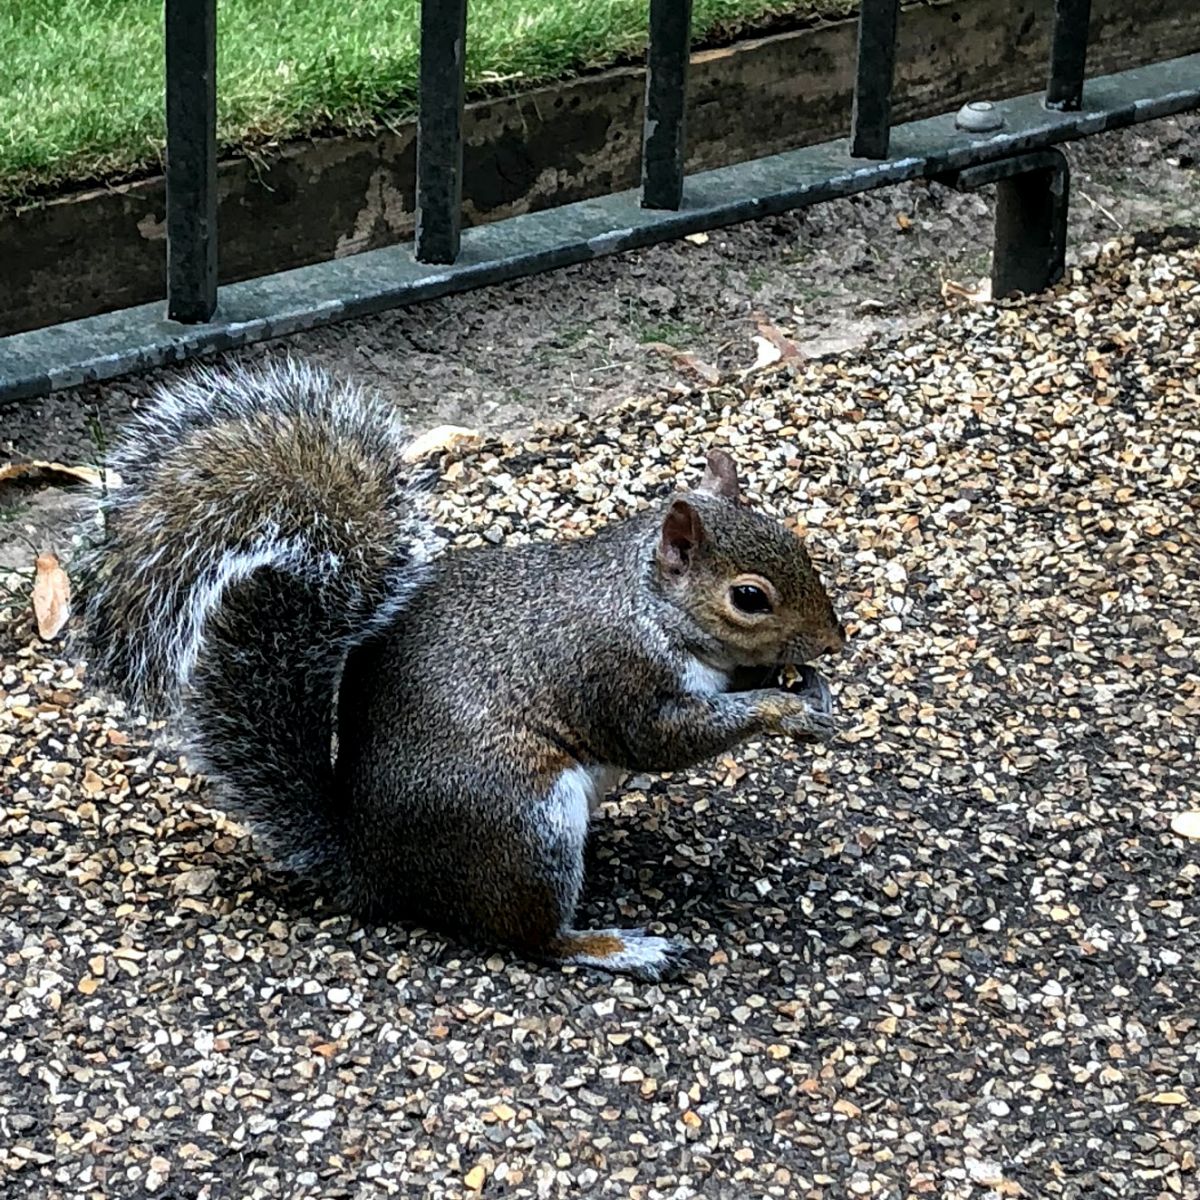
[2,237,1200,1200]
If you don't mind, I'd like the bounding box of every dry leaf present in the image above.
[941,277,993,305]
[32,552,71,640]
[401,425,480,464]
[753,317,803,362]
[0,459,116,488]
[644,342,721,384]
[1169,811,1200,839]
[748,336,783,373]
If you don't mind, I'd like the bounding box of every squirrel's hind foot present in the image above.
[545,929,690,982]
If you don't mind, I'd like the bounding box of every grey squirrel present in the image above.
[80,360,847,980]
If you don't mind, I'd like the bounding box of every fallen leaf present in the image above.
[32,552,71,640]
[747,335,783,373]
[753,317,803,362]
[401,425,480,464]
[0,460,116,488]
[941,276,993,305]
[643,342,721,384]
[1169,811,1200,839]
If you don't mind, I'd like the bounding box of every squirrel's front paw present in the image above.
[753,671,837,743]
[777,700,836,742]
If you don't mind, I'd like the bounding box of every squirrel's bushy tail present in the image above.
[79,360,437,885]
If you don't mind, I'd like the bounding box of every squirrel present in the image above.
[79,359,847,981]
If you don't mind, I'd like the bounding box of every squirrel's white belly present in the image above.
[542,764,622,843]
[681,655,729,695]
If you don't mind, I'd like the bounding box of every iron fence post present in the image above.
[642,0,694,210]
[1047,0,1093,111]
[851,0,901,159]
[416,0,469,263]
[165,0,218,324]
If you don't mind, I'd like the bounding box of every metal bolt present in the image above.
[955,101,1006,133]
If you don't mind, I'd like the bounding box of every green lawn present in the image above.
[0,0,853,205]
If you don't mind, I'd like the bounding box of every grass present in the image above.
[0,0,854,205]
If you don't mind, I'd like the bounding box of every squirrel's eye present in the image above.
[731,584,772,615]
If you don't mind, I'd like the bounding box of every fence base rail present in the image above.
[0,53,1197,404]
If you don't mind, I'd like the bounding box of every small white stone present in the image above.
[967,1158,1004,1185]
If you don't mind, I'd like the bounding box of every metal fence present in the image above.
[1,1,1198,402]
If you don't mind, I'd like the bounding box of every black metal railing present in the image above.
[1,0,1197,402]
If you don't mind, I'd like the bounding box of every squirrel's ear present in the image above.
[698,449,740,501]
[658,499,705,574]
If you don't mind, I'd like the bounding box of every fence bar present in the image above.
[4,54,1198,404]
[164,0,218,323]
[1047,0,1092,111]
[415,0,468,263]
[642,0,694,209]
[850,0,901,159]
